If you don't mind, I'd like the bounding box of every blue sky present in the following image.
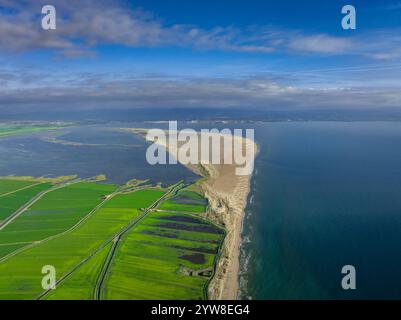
[0,0,401,113]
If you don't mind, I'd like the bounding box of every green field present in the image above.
[158,190,208,213]
[0,182,116,244]
[44,243,113,300]
[0,182,52,222]
[0,178,224,300]
[42,189,166,300]
[0,179,38,195]
[103,210,223,299]
[0,182,116,260]
[0,188,165,299]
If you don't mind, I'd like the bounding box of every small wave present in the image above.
[249,195,255,204]
[238,244,253,300]
[242,235,251,244]
[245,210,253,220]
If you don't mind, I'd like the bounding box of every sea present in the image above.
[240,121,401,299]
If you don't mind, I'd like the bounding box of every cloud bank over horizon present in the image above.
[0,0,401,114]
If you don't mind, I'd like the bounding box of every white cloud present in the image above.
[0,0,399,60]
[288,34,352,54]
[1,0,401,113]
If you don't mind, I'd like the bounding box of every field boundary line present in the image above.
[0,181,116,264]
[0,185,154,264]
[148,207,227,300]
[93,181,186,300]
[36,183,184,300]
[0,241,33,247]
[149,200,226,299]
[0,180,81,231]
[0,182,44,198]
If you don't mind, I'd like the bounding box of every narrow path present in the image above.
[0,182,43,198]
[0,241,33,247]
[0,180,80,231]
[93,237,120,300]
[0,186,118,264]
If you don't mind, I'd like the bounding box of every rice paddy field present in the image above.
[0,179,39,195]
[0,182,117,253]
[102,211,223,300]
[0,180,52,223]
[158,190,208,213]
[0,177,223,300]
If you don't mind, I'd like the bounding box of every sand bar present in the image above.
[129,127,257,299]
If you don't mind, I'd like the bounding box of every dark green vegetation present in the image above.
[103,211,224,299]
[159,190,208,213]
[0,177,224,300]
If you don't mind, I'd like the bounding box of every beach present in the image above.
[130,128,257,299]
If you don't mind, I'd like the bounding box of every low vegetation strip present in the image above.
[0,124,67,138]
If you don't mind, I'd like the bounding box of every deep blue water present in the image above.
[240,122,401,299]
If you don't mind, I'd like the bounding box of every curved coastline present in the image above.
[129,128,257,299]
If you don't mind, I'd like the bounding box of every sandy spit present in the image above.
[129,128,257,300]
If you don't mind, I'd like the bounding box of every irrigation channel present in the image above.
[36,181,187,300]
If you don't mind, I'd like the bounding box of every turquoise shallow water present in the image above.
[240,122,401,299]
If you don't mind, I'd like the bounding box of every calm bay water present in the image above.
[0,124,198,185]
[240,121,401,299]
